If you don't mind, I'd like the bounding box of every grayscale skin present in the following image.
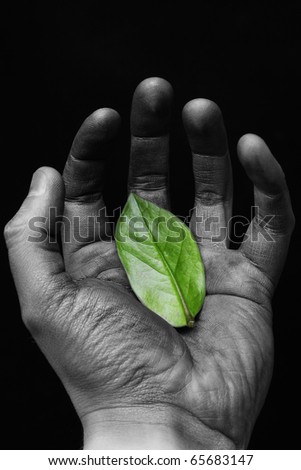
[4,78,295,449]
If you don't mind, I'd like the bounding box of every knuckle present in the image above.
[128,174,167,191]
[64,190,103,204]
[4,219,18,242]
[195,190,224,206]
[3,222,12,242]
[3,216,26,248]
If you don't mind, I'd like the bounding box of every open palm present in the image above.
[5,78,294,449]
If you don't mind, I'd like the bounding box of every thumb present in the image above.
[4,167,70,314]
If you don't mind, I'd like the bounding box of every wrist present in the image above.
[82,405,236,450]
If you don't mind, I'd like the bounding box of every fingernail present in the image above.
[28,170,47,196]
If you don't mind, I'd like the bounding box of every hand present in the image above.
[4,78,295,449]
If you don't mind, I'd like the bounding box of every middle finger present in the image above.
[128,77,173,209]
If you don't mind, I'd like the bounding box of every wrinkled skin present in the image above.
[4,78,294,449]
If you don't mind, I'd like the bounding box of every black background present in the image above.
[1,1,300,449]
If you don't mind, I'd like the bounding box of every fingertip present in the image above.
[71,108,121,160]
[182,98,228,155]
[87,108,121,139]
[37,166,63,181]
[5,166,64,248]
[237,133,266,161]
[182,98,222,121]
[237,134,286,195]
[131,77,173,136]
[133,77,173,110]
[27,167,62,197]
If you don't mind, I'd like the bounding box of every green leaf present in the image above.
[115,193,206,328]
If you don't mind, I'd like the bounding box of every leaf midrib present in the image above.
[132,194,194,324]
